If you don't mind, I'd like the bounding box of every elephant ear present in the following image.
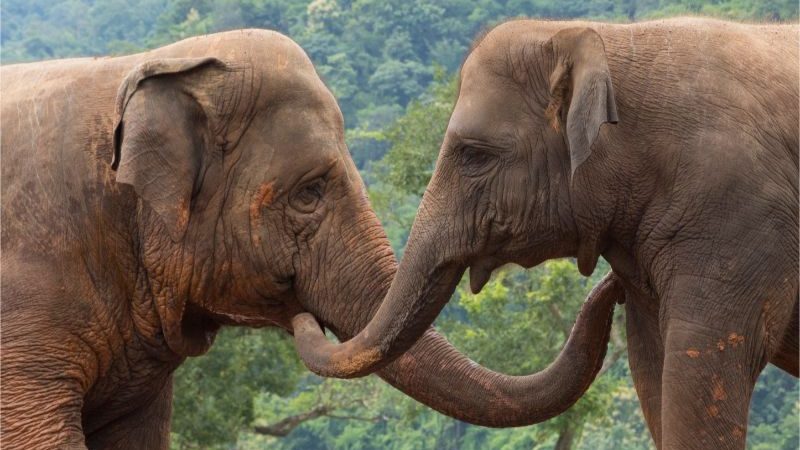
[545,28,618,177]
[112,57,224,242]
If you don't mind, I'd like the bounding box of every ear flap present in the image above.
[546,28,618,177]
[112,57,223,242]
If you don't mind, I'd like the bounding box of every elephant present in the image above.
[292,18,799,449]
[1,29,624,449]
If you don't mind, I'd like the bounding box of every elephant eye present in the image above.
[460,146,496,176]
[291,178,326,213]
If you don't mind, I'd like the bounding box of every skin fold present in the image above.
[295,18,799,450]
[1,30,621,449]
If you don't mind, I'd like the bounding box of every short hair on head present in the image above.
[466,23,496,58]
[456,18,525,96]
[462,17,531,68]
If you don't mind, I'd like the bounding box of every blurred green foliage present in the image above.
[170,328,302,448]
[3,1,798,449]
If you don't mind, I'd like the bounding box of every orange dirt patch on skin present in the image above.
[277,52,290,70]
[732,427,744,439]
[177,197,190,231]
[686,348,701,358]
[250,182,275,225]
[712,376,727,401]
[727,333,744,348]
[331,347,381,375]
[707,404,720,417]
[717,340,726,351]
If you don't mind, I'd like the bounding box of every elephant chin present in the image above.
[167,304,222,357]
[291,272,623,427]
[468,257,503,294]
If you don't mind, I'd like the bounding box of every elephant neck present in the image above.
[577,28,683,292]
[569,50,662,294]
[129,219,222,360]
[127,264,192,362]
[570,133,654,280]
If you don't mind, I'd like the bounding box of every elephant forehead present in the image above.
[231,107,344,184]
[271,108,342,151]
[448,86,518,143]
[212,29,315,72]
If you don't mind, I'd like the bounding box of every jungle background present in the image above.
[2,0,798,448]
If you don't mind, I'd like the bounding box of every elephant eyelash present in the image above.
[291,177,327,213]
[462,147,493,165]
[459,146,498,177]
[301,180,324,198]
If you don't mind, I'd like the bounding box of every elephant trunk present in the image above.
[293,239,621,426]
[292,185,465,378]
[291,184,623,426]
[378,273,621,427]
[292,194,465,377]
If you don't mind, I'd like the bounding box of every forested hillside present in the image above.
[3,1,798,449]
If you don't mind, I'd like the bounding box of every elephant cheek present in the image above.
[249,181,275,246]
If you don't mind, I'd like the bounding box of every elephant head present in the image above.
[111,32,419,360]
[290,25,624,425]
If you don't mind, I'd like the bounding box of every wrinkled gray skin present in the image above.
[1,30,621,449]
[296,18,798,450]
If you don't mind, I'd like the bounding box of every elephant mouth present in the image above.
[468,257,503,294]
[176,304,223,354]
[200,303,287,328]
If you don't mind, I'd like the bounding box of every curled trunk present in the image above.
[378,273,620,426]
[291,194,472,378]
[296,272,621,427]
[291,259,463,378]
[293,193,466,378]
[292,190,622,426]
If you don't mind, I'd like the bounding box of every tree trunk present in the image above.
[554,423,576,450]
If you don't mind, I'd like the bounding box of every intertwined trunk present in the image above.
[292,189,623,426]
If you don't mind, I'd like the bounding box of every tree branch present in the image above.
[253,405,393,437]
[253,405,332,437]
[326,413,390,422]
[598,323,626,376]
